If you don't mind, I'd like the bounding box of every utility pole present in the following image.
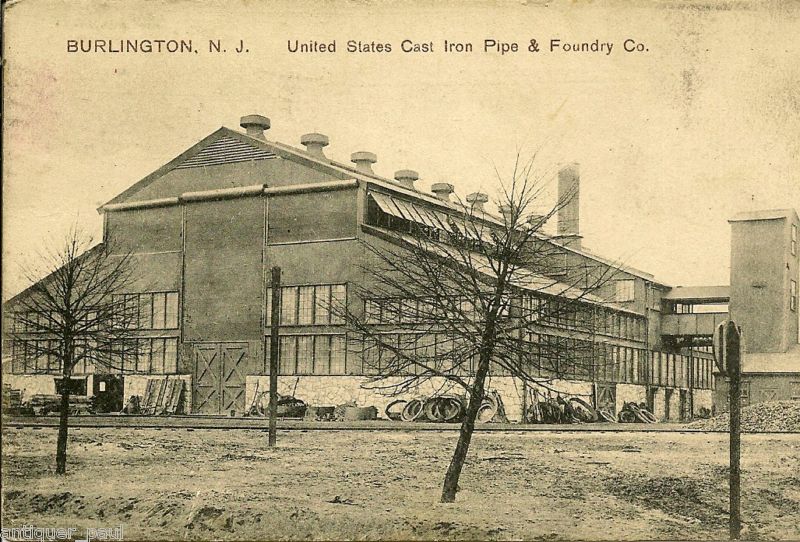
[726,321,742,540]
[268,266,281,447]
[715,320,742,540]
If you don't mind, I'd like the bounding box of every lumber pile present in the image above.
[2,385,23,415]
[139,377,186,415]
[22,394,94,416]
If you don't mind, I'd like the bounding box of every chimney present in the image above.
[300,133,329,158]
[466,192,489,213]
[240,114,270,140]
[498,204,513,224]
[557,163,581,248]
[431,183,454,202]
[394,169,419,190]
[351,151,377,174]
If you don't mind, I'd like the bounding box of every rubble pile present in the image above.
[687,400,800,433]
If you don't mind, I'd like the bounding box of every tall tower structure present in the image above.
[728,209,800,354]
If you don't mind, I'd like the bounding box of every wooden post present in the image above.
[725,321,742,540]
[268,267,281,447]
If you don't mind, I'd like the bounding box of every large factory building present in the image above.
[4,114,797,420]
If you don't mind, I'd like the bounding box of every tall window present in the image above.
[791,279,797,312]
[125,337,179,374]
[11,333,178,375]
[297,286,315,325]
[615,280,635,302]
[792,224,797,256]
[266,283,347,326]
[296,336,314,373]
[280,287,298,325]
[113,292,179,329]
[268,334,348,375]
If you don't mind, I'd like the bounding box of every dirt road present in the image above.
[2,427,798,540]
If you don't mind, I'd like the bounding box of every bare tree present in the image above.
[335,155,625,503]
[8,227,140,474]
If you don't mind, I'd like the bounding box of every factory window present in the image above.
[521,296,541,321]
[268,334,348,375]
[364,295,495,325]
[296,335,314,373]
[113,292,179,330]
[315,285,331,323]
[330,336,347,373]
[360,332,455,376]
[278,335,297,374]
[790,382,800,400]
[791,280,797,312]
[267,283,347,326]
[614,280,635,302]
[122,338,179,374]
[297,286,315,325]
[792,224,797,256]
[70,341,96,375]
[365,299,381,324]
[12,337,179,375]
[139,294,153,328]
[314,336,331,374]
[11,340,61,374]
[280,287,298,325]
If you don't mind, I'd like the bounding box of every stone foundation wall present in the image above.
[245,376,597,422]
[652,388,666,420]
[615,383,647,413]
[667,388,682,421]
[692,389,713,415]
[3,374,94,402]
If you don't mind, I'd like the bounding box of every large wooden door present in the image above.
[193,344,222,414]
[221,344,248,414]
[192,343,249,414]
[595,383,616,414]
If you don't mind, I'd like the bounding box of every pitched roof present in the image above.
[663,285,730,302]
[742,344,800,374]
[729,208,799,223]
[3,243,105,308]
[101,122,670,286]
[363,225,643,316]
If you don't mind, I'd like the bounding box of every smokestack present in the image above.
[431,183,454,202]
[466,192,489,213]
[240,114,271,140]
[351,151,377,174]
[557,163,581,248]
[301,133,329,158]
[394,169,419,190]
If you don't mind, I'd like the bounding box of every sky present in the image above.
[3,0,799,300]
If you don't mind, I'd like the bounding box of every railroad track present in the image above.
[0,415,758,433]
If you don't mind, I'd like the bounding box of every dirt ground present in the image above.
[2,426,798,541]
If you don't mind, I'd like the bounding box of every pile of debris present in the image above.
[2,385,23,416]
[19,394,94,416]
[246,393,308,418]
[525,397,657,424]
[686,400,800,432]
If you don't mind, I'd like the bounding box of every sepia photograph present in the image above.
[2,1,799,540]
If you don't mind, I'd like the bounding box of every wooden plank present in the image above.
[141,379,158,414]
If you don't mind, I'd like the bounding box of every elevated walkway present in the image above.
[661,285,730,346]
